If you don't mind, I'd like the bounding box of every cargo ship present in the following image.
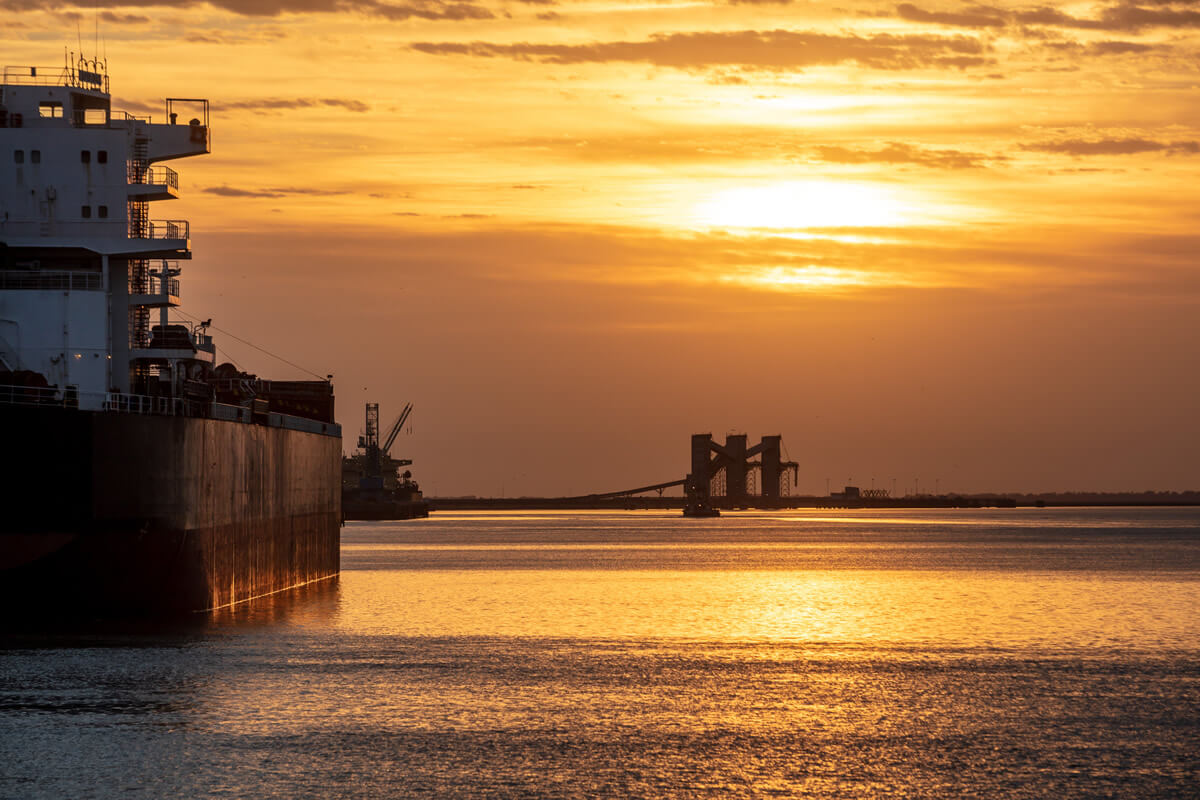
[342,402,429,520]
[0,58,342,617]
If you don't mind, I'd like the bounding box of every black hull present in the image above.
[1,406,341,618]
[343,500,430,521]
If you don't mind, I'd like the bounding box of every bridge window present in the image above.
[81,206,92,218]
[81,150,91,164]
[97,150,108,164]
[13,150,22,164]
[98,205,108,218]
[30,150,40,164]
[39,101,63,119]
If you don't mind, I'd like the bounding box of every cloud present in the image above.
[205,186,282,198]
[411,29,991,71]
[1041,38,1165,55]
[184,28,287,43]
[0,0,493,20]
[113,98,160,114]
[1022,138,1200,155]
[507,129,1002,167]
[812,142,994,169]
[1092,4,1200,30]
[896,2,1200,32]
[1085,40,1159,54]
[217,97,371,112]
[896,3,1006,28]
[95,10,150,21]
[204,185,350,197]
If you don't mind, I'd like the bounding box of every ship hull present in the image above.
[1,406,341,618]
[343,497,430,521]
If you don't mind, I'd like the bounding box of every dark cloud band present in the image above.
[0,0,492,20]
[897,2,1200,32]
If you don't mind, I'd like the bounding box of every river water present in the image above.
[2,508,1198,798]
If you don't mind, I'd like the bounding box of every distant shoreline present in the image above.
[428,495,1200,511]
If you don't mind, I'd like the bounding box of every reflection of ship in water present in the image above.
[342,402,429,520]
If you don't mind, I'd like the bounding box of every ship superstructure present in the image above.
[0,58,217,404]
[0,58,342,617]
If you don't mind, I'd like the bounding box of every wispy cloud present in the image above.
[203,185,351,197]
[1023,138,1200,155]
[411,29,992,71]
[896,3,1006,29]
[216,97,371,112]
[184,28,287,43]
[812,142,995,169]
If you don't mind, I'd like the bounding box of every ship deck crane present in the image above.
[357,402,413,484]
[382,402,414,467]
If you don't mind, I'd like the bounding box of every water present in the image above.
[2,508,1199,798]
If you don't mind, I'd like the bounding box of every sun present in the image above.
[693,180,913,230]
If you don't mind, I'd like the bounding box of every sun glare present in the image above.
[693,181,913,230]
[721,265,888,291]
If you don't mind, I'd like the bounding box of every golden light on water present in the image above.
[693,181,914,230]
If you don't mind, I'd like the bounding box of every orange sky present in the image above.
[6,0,1200,495]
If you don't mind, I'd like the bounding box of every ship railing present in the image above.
[104,392,191,416]
[146,220,190,240]
[113,110,152,124]
[2,64,108,93]
[0,383,340,434]
[129,165,179,189]
[0,383,80,409]
[147,274,181,297]
[0,270,104,291]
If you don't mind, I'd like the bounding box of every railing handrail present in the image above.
[113,110,152,124]
[0,270,103,291]
[128,165,179,189]
[146,275,181,296]
[2,64,108,93]
[0,383,342,436]
[145,219,190,240]
[0,383,341,436]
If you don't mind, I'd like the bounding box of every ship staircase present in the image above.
[127,137,152,386]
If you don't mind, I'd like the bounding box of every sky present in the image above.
[5,0,1200,496]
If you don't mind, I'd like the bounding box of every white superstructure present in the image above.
[0,57,210,409]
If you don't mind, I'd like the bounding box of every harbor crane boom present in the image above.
[382,402,413,456]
